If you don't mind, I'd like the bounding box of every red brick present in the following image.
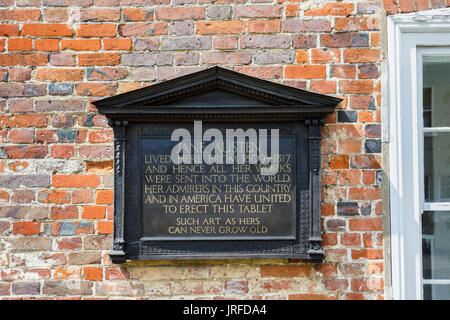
[339,140,362,154]
[45,9,68,22]
[325,279,348,290]
[285,65,326,79]
[351,278,384,292]
[8,38,33,51]
[51,206,78,220]
[51,145,74,159]
[36,68,84,82]
[13,221,40,235]
[122,8,153,22]
[0,8,41,21]
[97,221,113,234]
[82,206,106,219]
[38,190,70,204]
[196,21,245,34]
[332,65,356,80]
[61,39,101,51]
[339,80,373,94]
[71,190,93,204]
[35,39,60,52]
[329,155,349,169]
[322,233,338,246]
[55,237,82,251]
[0,53,49,66]
[286,4,299,17]
[344,49,380,63]
[52,175,100,188]
[247,20,281,33]
[351,155,381,169]
[103,38,132,50]
[118,22,167,36]
[76,24,116,37]
[341,233,361,246]
[295,50,308,63]
[305,3,354,16]
[75,83,117,96]
[83,267,103,281]
[314,263,338,277]
[155,6,204,20]
[22,24,73,36]
[349,218,383,231]
[0,24,20,36]
[311,49,341,64]
[9,129,34,143]
[95,190,114,204]
[74,8,120,22]
[78,53,120,66]
[213,36,238,50]
[311,80,337,94]
[233,5,282,18]
[338,170,362,185]
[12,189,35,203]
[53,267,81,280]
[105,267,130,280]
[4,145,47,159]
[233,66,282,80]
[335,17,380,31]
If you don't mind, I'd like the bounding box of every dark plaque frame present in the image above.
[94,67,341,263]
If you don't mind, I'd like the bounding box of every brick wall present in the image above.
[0,0,445,300]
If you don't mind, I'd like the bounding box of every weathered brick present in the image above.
[233,5,282,17]
[285,65,326,79]
[155,6,204,20]
[161,37,211,51]
[253,50,294,64]
[43,280,92,296]
[206,5,231,20]
[282,19,332,32]
[196,21,244,34]
[240,35,290,49]
[68,252,101,265]
[122,53,172,66]
[71,8,120,22]
[202,51,251,64]
[12,282,41,295]
[321,33,369,48]
[122,8,154,21]
[118,22,167,36]
[0,53,48,66]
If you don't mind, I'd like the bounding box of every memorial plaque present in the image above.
[141,135,296,241]
[93,67,341,263]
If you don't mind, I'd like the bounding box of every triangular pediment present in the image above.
[93,67,341,120]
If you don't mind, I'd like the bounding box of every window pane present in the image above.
[422,211,450,279]
[423,59,450,127]
[424,133,450,202]
[423,284,450,300]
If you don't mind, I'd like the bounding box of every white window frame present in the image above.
[388,8,450,300]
